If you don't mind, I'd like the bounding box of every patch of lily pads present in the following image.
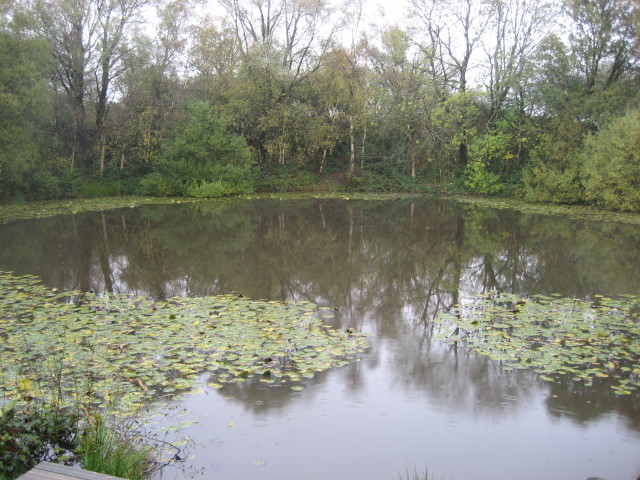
[0,193,420,225]
[434,292,640,395]
[0,272,367,415]
[0,196,196,225]
[449,195,640,225]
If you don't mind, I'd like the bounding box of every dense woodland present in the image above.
[0,0,639,210]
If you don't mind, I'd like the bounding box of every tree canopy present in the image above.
[0,0,638,209]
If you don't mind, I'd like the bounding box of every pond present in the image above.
[1,197,639,480]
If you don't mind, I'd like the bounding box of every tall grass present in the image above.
[80,415,155,480]
[395,466,432,480]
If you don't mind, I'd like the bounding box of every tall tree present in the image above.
[94,0,150,174]
[409,0,490,166]
[34,0,100,170]
[410,0,489,95]
[566,0,639,92]
[368,27,431,178]
[111,0,192,170]
[189,19,240,96]
[0,0,56,198]
[220,0,335,94]
[219,0,338,164]
[483,0,555,123]
[34,0,150,172]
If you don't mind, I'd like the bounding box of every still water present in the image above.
[1,197,639,479]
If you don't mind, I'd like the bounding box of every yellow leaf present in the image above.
[18,378,33,392]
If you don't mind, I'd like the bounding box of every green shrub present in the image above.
[0,404,156,480]
[463,159,502,194]
[522,159,583,203]
[146,101,255,197]
[185,176,255,198]
[75,181,124,198]
[465,130,518,194]
[580,109,640,212]
[138,172,179,197]
[522,118,586,204]
[185,180,229,198]
[209,164,256,194]
[25,168,63,200]
[256,166,317,192]
[341,168,433,193]
[0,404,78,479]
[0,160,64,201]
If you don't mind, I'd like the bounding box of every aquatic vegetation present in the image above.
[0,197,194,225]
[0,193,417,225]
[0,272,367,416]
[80,413,156,480]
[395,466,432,480]
[434,292,640,395]
[448,195,640,225]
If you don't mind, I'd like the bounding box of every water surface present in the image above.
[1,197,639,479]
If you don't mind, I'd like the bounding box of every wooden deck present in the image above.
[16,462,127,480]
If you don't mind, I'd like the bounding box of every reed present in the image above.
[80,414,156,480]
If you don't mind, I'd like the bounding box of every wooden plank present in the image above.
[16,462,128,480]
[33,462,127,480]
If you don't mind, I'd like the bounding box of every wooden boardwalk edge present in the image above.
[16,462,128,480]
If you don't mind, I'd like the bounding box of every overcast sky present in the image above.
[364,0,410,25]
[194,0,412,30]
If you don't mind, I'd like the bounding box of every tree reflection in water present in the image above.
[1,198,639,479]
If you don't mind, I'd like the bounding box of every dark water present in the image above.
[1,197,640,480]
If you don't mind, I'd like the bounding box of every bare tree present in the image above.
[218,0,339,165]
[409,0,490,166]
[483,0,555,123]
[344,0,365,173]
[410,0,489,95]
[220,0,337,92]
[368,27,430,178]
[220,0,283,52]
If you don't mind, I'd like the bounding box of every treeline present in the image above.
[0,0,639,210]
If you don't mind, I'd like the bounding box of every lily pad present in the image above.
[434,291,640,395]
[0,272,368,416]
[0,196,191,225]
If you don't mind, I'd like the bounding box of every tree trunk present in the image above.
[99,213,114,292]
[99,138,106,176]
[70,20,89,170]
[70,118,76,172]
[73,92,88,169]
[360,121,366,170]
[408,123,416,178]
[459,142,468,166]
[319,148,327,174]
[349,115,356,173]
